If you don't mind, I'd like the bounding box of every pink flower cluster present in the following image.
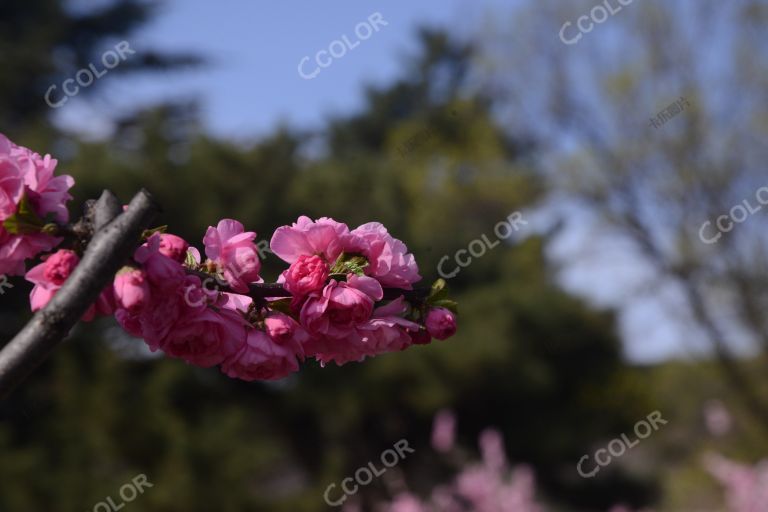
[373,411,543,512]
[5,134,458,382]
[271,216,454,366]
[108,216,457,380]
[0,134,74,276]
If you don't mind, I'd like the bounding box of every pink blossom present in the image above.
[350,222,421,288]
[12,143,74,223]
[162,307,247,367]
[221,329,299,381]
[26,249,79,311]
[158,233,189,263]
[0,229,63,276]
[282,254,329,298]
[0,134,74,275]
[135,287,186,348]
[431,409,457,453]
[134,234,186,291]
[113,268,150,314]
[425,307,457,340]
[300,277,377,340]
[220,292,253,313]
[265,312,310,356]
[0,142,23,221]
[25,249,113,321]
[203,219,262,292]
[305,295,416,365]
[116,273,199,348]
[270,215,358,264]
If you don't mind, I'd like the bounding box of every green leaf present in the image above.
[431,299,459,315]
[268,298,294,316]
[184,249,198,268]
[330,252,369,276]
[427,278,449,302]
[2,194,45,234]
[141,225,168,240]
[431,278,446,294]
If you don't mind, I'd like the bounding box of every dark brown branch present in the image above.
[184,268,429,302]
[0,189,159,400]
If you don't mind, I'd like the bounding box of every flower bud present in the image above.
[114,267,150,314]
[425,307,457,340]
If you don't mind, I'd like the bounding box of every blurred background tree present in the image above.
[473,0,768,437]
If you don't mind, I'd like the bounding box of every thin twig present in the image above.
[184,268,430,301]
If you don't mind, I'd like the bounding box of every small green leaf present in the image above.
[141,225,168,240]
[184,249,198,268]
[431,299,459,314]
[427,278,449,303]
[330,252,369,276]
[268,298,294,316]
[3,195,45,234]
[431,278,446,294]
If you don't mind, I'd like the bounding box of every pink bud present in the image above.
[425,307,457,340]
[158,234,189,262]
[114,268,150,314]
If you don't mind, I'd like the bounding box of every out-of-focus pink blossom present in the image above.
[380,413,543,512]
[705,453,768,512]
[383,493,426,512]
[480,428,507,472]
[203,219,262,292]
[431,409,457,453]
[704,400,733,437]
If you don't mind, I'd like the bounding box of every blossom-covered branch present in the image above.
[0,133,459,393]
[0,189,158,399]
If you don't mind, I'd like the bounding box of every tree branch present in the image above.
[184,268,430,302]
[0,189,159,400]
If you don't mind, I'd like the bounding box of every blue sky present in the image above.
[57,0,511,140]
